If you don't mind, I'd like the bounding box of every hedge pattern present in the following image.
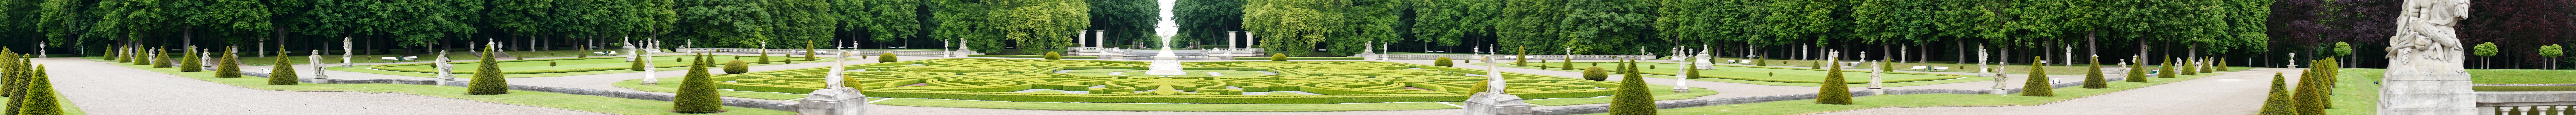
[968,54,1099,59]
[364,55,802,75]
[709,58,1623,104]
[1525,62,1969,84]
[1232,57,1362,60]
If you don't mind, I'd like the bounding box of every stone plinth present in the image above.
[1463,92,1533,115]
[799,89,868,115]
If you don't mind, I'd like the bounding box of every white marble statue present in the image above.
[2383,0,2476,114]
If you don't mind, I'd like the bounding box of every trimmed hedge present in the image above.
[699,58,1629,104]
[968,54,1099,59]
[1044,52,1062,60]
[181,47,201,72]
[1231,57,1363,60]
[2082,57,2104,89]
[879,53,897,63]
[2020,56,2052,97]
[1433,57,1452,67]
[724,60,748,74]
[2260,72,2295,115]
[269,48,300,85]
[365,55,800,75]
[1583,67,1607,81]
[1610,59,1659,114]
[675,53,725,113]
[1270,53,1286,61]
[464,45,512,95]
[1529,61,1971,84]
[1815,58,1852,105]
[216,47,242,78]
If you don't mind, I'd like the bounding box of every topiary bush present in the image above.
[2082,57,2103,89]
[270,47,300,85]
[1270,53,1287,61]
[1433,57,1452,67]
[1609,60,1658,114]
[725,60,749,74]
[152,48,171,68]
[674,53,726,113]
[805,40,820,61]
[1815,57,1852,105]
[465,44,512,95]
[1044,52,1062,60]
[2180,58,2198,75]
[2292,67,2323,114]
[1583,67,1607,81]
[1514,46,1528,66]
[879,53,897,63]
[2020,56,2052,97]
[13,66,60,115]
[1559,57,1573,70]
[631,51,647,71]
[757,50,772,64]
[181,47,202,72]
[2259,72,2295,115]
[2159,59,2176,78]
[217,47,242,78]
[2127,60,2146,82]
[1682,62,1700,79]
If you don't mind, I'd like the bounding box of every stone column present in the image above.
[1093,30,1106,48]
[1245,31,1256,48]
[1464,56,1532,115]
[2382,0,2478,114]
[1227,31,1240,49]
[309,50,331,84]
[1075,30,1088,47]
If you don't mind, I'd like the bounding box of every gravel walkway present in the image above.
[35,58,607,115]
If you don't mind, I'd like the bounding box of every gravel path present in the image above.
[1805,68,2303,115]
[35,58,607,115]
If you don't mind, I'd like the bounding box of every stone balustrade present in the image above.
[2476,91,2576,115]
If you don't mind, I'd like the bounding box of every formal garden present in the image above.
[329,55,811,78]
[613,58,1721,111]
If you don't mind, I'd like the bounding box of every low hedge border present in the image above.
[968,54,1100,59]
[1231,57,1365,60]
[700,58,1638,104]
[365,55,804,75]
[1522,62,1969,84]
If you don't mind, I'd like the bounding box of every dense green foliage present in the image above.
[9,66,55,115]
[217,47,241,78]
[270,47,299,85]
[1610,60,1657,115]
[1045,52,1062,60]
[879,53,896,63]
[725,60,748,74]
[1173,0,1242,45]
[365,55,801,75]
[675,54,725,113]
[970,55,1100,59]
[2021,57,2051,97]
[712,58,1634,104]
[1815,57,1851,105]
[465,45,511,95]
[1433,57,1452,67]
[1584,67,1608,81]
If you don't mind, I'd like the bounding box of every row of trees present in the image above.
[0,0,1135,56]
[1219,0,2277,67]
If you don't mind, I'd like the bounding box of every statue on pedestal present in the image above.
[2383,0,2477,114]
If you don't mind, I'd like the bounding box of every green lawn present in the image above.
[1673,57,2252,75]
[616,78,812,100]
[332,55,817,78]
[1478,62,1985,87]
[1602,71,2228,115]
[0,95,86,115]
[2466,69,2576,84]
[867,98,1462,112]
[1521,88,1720,106]
[105,61,793,115]
[92,49,674,66]
[2325,69,2381,115]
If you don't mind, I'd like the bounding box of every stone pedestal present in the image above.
[799,89,868,115]
[1462,92,1533,115]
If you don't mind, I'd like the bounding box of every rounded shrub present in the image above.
[725,60,749,74]
[1816,57,1852,105]
[465,45,512,95]
[1583,67,1607,81]
[1045,52,1063,60]
[216,47,242,78]
[878,53,897,63]
[1433,57,1453,67]
[2021,56,2053,97]
[1270,53,1287,61]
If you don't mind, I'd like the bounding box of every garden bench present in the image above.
[380,57,399,61]
[1931,66,1951,70]
[593,51,619,55]
[2039,60,2051,64]
[1910,66,1930,69]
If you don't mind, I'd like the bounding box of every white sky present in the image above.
[1155,0,1178,37]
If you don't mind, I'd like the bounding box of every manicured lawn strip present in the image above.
[2474,86,2576,91]
[1685,58,2252,75]
[617,78,811,100]
[1599,72,2226,115]
[1,95,88,115]
[108,62,794,115]
[2326,69,2383,115]
[1506,62,1956,80]
[2465,69,2576,84]
[1522,88,1719,106]
[1057,69,1272,77]
[866,98,1462,112]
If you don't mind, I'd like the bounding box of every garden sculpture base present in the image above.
[799,88,867,115]
[1463,92,1533,115]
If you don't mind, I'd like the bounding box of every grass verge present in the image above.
[1472,63,1986,87]
[106,62,794,115]
[867,98,1461,112]
[327,55,827,78]
[2466,69,2576,84]
[1596,72,2228,115]
[2324,69,2381,115]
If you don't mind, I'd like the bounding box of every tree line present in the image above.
[0,0,1149,56]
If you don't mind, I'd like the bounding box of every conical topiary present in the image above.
[724,60,748,74]
[805,41,819,61]
[1433,57,1452,67]
[878,53,897,63]
[153,48,173,68]
[1609,59,1659,114]
[106,46,122,62]
[1683,62,1700,79]
[1514,46,1527,66]
[2259,72,2297,115]
[270,46,300,85]
[2200,57,2214,73]
[2158,59,2176,78]
[630,53,648,71]
[2021,56,2052,97]
[2181,58,2199,75]
[2292,67,2324,115]
[12,65,59,115]
[1559,56,1573,70]
[674,53,725,113]
[1583,67,1607,81]
[1816,57,1853,104]
[465,44,511,95]
[757,50,771,64]
[2126,59,2146,82]
[2083,57,2105,89]
[2317,58,2340,109]
[217,47,242,78]
[181,47,202,72]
